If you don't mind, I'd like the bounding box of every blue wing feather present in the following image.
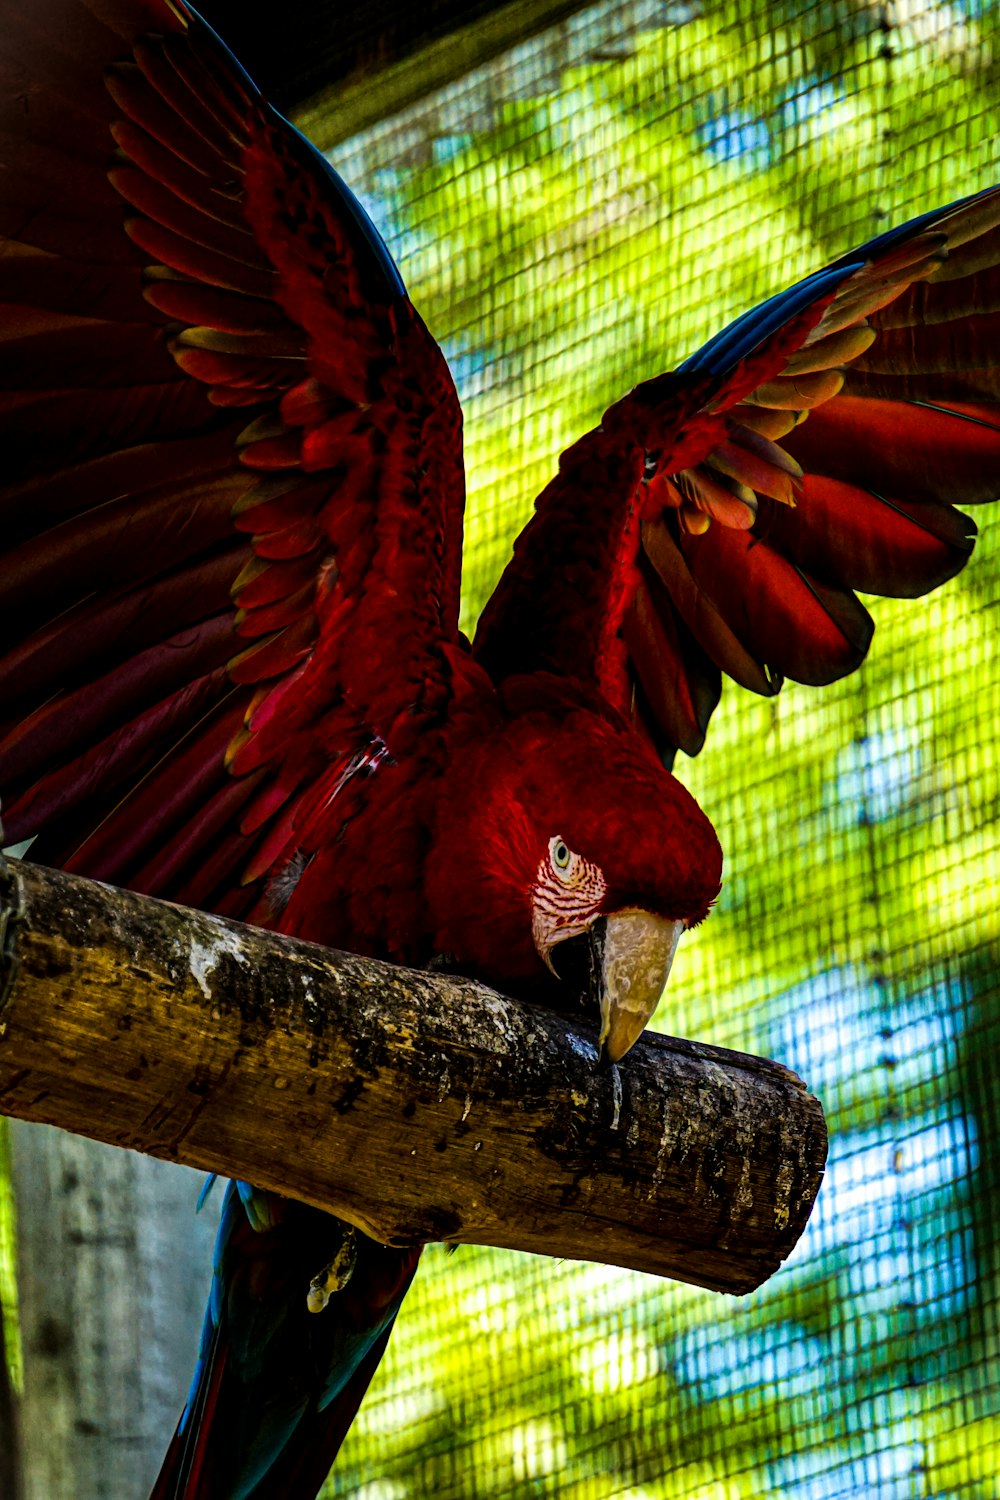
[681,186,997,377]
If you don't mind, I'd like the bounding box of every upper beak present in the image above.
[595,910,684,1064]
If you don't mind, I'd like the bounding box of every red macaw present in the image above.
[1,1,998,1495]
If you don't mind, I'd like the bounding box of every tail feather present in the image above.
[149,1183,419,1500]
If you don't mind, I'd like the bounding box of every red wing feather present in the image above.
[623,567,722,759]
[783,397,1000,507]
[754,476,977,598]
[478,187,1000,761]
[677,522,874,688]
[0,0,465,919]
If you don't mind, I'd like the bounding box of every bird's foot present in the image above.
[306,1225,358,1313]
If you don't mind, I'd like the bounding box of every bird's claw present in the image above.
[307,1225,358,1313]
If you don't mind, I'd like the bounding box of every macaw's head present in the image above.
[425,679,722,1063]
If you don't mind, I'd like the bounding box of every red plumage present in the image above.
[1,1,999,1495]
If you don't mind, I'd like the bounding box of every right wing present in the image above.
[474,187,1000,762]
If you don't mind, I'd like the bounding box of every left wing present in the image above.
[0,0,465,917]
[475,187,1000,762]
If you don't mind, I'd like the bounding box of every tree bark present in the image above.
[9,1127,220,1500]
[0,855,827,1296]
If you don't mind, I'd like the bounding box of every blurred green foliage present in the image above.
[0,1118,21,1391]
[326,0,1000,1495]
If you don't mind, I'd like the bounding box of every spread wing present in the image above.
[475,188,1000,762]
[0,0,465,916]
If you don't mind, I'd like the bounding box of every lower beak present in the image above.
[595,911,684,1064]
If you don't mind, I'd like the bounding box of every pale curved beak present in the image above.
[598,911,684,1064]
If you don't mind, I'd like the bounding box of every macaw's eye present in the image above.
[549,836,573,877]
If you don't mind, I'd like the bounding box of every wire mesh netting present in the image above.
[317,1,1000,1496]
[0,0,996,1495]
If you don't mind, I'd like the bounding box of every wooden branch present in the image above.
[0,856,827,1295]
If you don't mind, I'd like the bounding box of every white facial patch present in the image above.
[531,838,607,965]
